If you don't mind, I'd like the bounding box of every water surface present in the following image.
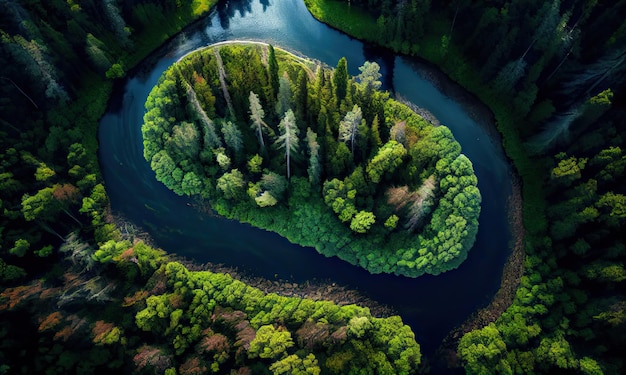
[99,0,513,359]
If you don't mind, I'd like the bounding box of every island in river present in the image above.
[141,42,481,278]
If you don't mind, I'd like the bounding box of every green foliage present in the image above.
[141,43,481,277]
[9,239,30,257]
[333,57,348,101]
[105,63,125,79]
[130,260,421,373]
[216,169,246,200]
[350,211,376,234]
[248,325,294,359]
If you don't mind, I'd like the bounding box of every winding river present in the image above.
[98,0,513,360]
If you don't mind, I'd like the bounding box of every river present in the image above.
[98,0,513,362]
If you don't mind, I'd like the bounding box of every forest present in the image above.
[141,42,480,277]
[0,0,624,374]
[305,0,626,373]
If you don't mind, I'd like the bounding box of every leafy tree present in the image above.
[366,141,406,183]
[261,172,288,200]
[170,122,200,161]
[181,172,203,196]
[247,154,263,174]
[458,323,510,374]
[216,169,246,199]
[248,325,294,360]
[350,211,376,234]
[105,63,125,79]
[255,191,278,207]
[269,353,321,375]
[216,151,231,170]
[9,239,30,257]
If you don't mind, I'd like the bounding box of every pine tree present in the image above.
[275,110,299,179]
[338,104,363,154]
[333,57,349,102]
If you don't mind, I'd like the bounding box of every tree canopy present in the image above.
[141,43,481,277]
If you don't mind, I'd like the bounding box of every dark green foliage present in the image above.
[142,43,481,277]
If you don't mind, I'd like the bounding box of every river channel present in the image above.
[98,0,513,360]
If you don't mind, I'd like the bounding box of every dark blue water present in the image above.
[98,0,513,362]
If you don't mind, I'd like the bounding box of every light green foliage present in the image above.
[35,164,56,182]
[170,122,200,160]
[248,325,294,359]
[270,353,321,375]
[384,214,399,230]
[357,61,382,91]
[255,191,278,207]
[216,169,246,199]
[458,323,511,374]
[350,211,376,234]
[306,128,321,185]
[21,187,56,221]
[92,240,131,263]
[551,153,587,185]
[347,316,373,338]
[216,151,231,170]
[0,258,26,281]
[105,63,125,79]
[366,140,406,183]
[36,245,54,257]
[247,154,263,174]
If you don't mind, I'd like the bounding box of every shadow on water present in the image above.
[98,0,514,367]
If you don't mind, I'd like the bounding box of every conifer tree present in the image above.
[275,110,299,179]
[333,57,348,102]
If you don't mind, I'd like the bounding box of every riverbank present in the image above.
[435,174,525,369]
[111,212,397,318]
[302,0,529,361]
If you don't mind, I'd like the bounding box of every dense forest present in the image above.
[141,42,481,277]
[305,0,626,373]
[0,0,624,374]
[0,1,422,374]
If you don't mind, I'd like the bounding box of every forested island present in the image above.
[141,42,480,277]
[1,0,625,374]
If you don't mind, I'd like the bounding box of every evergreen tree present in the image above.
[333,57,349,102]
[268,44,279,98]
[275,110,299,179]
